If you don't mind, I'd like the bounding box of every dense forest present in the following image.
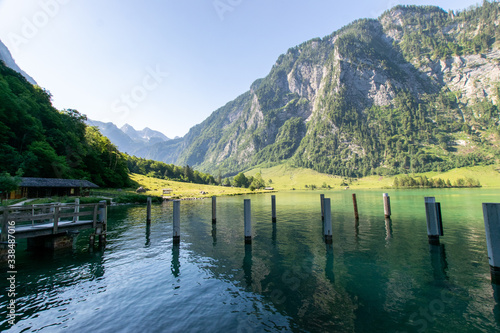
[0,62,129,188]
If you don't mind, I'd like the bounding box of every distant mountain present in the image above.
[0,39,37,85]
[86,120,170,157]
[146,2,500,177]
[120,124,169,143]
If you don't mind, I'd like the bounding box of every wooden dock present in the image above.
[1,201,107,254]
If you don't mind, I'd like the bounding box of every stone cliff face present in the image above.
[0,39,37,85]
[150,3,500,176]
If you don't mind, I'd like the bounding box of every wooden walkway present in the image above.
[1,201,107,241]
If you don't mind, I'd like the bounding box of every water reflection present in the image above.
[354,218,359,239]
[171,245,180,277]
[325,243,335,284]
[243,244,252,288]
[493,284,500,325]
[145,224,151,247]
[429,244,448,282]
[272,223,277,245]
[211,224,217,245]
[385,218,393,241]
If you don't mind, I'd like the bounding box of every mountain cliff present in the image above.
[144,2,500,176]
[0,39,37,85]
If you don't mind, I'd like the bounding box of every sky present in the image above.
[0,0,484,138]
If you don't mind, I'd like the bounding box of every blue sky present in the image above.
[0,0,483,138]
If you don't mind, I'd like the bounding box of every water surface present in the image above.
[1,189,500,332]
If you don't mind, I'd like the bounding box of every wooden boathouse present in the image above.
[8,178,99,199]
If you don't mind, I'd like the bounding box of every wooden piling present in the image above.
[482,203,500,284]
[146,197,152,224]
[324,198,332,244]
[98,200,107,247]
[320,194,325,221]
[271,195,277,223]
[89,234,95,248]
[98,200,107,223]
[212,196,217,223]
[173,200,180,244]
[352,193,359,220]
[244,199,252,244]
[383,193,391,218]
[425,197,443,245]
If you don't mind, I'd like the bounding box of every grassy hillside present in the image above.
[245,164,500,190]
[127,173,261,199]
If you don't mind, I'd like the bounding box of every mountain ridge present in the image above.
[141,2,500,177]
[86,119,170,157]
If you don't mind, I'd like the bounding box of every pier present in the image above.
[1,201,107,256]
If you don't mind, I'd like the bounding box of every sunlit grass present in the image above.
[245,164,500,190]
[125,173,263,198]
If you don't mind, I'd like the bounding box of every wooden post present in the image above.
[383,193,391,218]
[352,193,359,220]
[98,200,107,247]
[53,205,60,234]
[324,198,332,244]
[49,205,55,224]
[244,199,252,244]
[271,195,277,223]
[483,203,500,284]
[146,197,152,224]
[425,197,443,244]
[173,200,180,244]
[320,194,325,221]
[98,200,107,223]
[89,234,95,249]
[73,198,80,222]
[212,196,216,224]
[92,204,98,228]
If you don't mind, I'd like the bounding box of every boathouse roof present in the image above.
[20,178,99,188]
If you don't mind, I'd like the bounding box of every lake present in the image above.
[1,189,500,332]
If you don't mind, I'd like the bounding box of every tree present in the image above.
[250,173,265,190]
[234,172,249,188]
[0,170,22,201]
[183,165,193,182]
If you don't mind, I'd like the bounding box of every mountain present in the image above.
[0,39,37,85]
[86,120,169,157]
[146,2,500,177]
[120,124,169,143]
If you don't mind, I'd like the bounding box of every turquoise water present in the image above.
[1,189,500,332]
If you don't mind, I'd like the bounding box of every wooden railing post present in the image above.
[73,198,80,222]
[53,205,60,234]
